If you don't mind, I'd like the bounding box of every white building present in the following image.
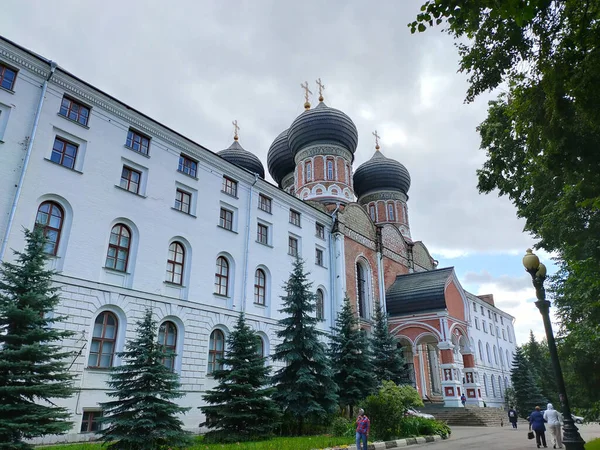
[0,36,518,443]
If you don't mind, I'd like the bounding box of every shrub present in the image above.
[399,416,451,439]
[330,416,354,438]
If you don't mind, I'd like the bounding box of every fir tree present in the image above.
[200,312,281,443]
[271,258,338,434]
[510,346,546,419]
[370,305,408,386]
[329,296,375,416]
[0,228,76,450]
[98,309,192,449]
[523,330,558,407]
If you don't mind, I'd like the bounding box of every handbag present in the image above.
[527,431,535,440]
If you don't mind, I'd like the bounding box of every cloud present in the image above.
[463,270,532,292]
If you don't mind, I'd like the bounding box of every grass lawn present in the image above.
[43,435,354,450]
[586,438,600,450]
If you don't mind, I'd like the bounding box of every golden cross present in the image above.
[316,78,325,101]
[373,130,381,150]
[300,81,313,104]
[232,120,240,141]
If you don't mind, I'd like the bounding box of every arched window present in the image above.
[346,164,351,183]
[158,321,177,370]
[498,375,503,397]
[483,374,488,397]
[88,311,118,368]
[208,329,225,374]
[326,159,334,180]
[316,289,324,320]
[493,345,498,365]
[369,204,376,221]
[254,269,266,305]
[257,336,265,358]
[486,343,492,364]
[491,376,496,397]
[387,203,395,221]
[105,224,131,272]
[215,257,229,296]
[35,201,64,255]
[305,161,312,182]
[166,242,185,285]
[356,263,367,319]
[499,347,504,367]
[478,341,484,362]
[506,349,511,366]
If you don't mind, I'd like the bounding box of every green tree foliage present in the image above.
[0,228,76,450]
[370,306,408,387]
[522,331,558,407]
[510,347,546,419]
[360,381,423,441]
[329,296,375,416]
[271,258,338,433]
[410,0,600,414]
[98,309,191,449]
[200,312,281,443]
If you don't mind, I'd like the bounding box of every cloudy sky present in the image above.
[2,0,554,344]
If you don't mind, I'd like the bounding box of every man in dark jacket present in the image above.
[508,406,518,429]
[529,406,547,448]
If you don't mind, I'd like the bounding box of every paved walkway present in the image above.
[423,424,600,449]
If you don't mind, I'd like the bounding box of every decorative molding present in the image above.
[358,190,407,204]
[337,223,376,250]
[295,144,353,163]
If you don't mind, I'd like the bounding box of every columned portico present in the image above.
[438,340,463,407]
[461,347,484,406]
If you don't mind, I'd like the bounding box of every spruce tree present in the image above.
[98,309,192,449]
[0,228,76,450]
[523,330,558,407]
[329,296,375,416]
[370,305,408,386]
[200,312,281,443]
[510,346,546,419]
[271,258,338,434]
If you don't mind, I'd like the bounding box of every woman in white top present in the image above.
[543,403,563,449]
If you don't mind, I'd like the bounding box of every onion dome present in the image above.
[287,102,359,157]
[353,150,411,198]
[218,140,265,178]
[266,129,295,185]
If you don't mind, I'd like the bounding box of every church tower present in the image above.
[353,135,412,239]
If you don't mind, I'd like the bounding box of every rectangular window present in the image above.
[120,166,141,194]
[0,64,17,91]
[475,317,480,330]
[488,310,492,319]
[482,321,488,333]
[80,410,102,433]
[480,306,484,315]
[257,223,269,245]
[387,204,395,221]
[59,96,90,126]
[289,209,301,226]
[219,208,233,231]
[222,176,238,197]
[490,325,494,336]
[315,248,324,266]
[50,136,78,169]
[288,236,298,257]
[258,194,272,213]
[500,316,504,325]
[178,154,198,178]
[494,313,498,322]
[175,189,191,214]
[125,129,150,155]
[315,223,325,239]
[326,159,334,180]
[508,331,513,343]
[369,205,376,221]
[473,302,477,312]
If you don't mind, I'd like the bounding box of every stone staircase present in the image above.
[420,404,508,427]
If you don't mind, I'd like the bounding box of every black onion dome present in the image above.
[288,102,359,156]
[218,140,265,178]
[353,150,411,198]
[266,129,295,185]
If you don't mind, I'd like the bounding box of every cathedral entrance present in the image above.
[414,334,443,401]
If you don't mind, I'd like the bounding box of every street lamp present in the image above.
[522,249,586,450]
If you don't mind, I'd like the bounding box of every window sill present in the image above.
[114,185,147,198]
[44,157,83,174]
[0,86,15,95]
[217,225,238,234]
[315,264,327,269]
[171,207,196,218]
[253,302,267,308]
[213,293,230,299]
[258,208,272,215]
[85,366,112,372]
[288,253,299,258]
[256,240,273,248]
[176,169,199,180]
[220,190,239,199]
[289,223,302,228]
[164,281,185,288]
[123,144,150,158]
[57,112,90,129]
[102,266,130,275]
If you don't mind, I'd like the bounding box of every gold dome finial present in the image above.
[373,130,381,150]
[232,120,240,141]
[301,81,313,110]
[316,78,325,102]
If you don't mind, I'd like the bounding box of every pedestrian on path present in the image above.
[543,403,563,449]
[508,406,518,429]
[355,408,370,450]
[461,393,467,406]
[529,405,547,448]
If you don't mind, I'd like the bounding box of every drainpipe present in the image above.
[0,61,57,261]
[241,173,259,312]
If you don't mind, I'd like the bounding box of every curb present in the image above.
[320,434,447,450]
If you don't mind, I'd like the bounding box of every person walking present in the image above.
[461,393,467,406]
[529,406,547,448]
[355,408,370,450]
[508,406,518,429]
[543,403,563,449]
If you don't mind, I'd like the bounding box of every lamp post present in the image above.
[522,249,586,450]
